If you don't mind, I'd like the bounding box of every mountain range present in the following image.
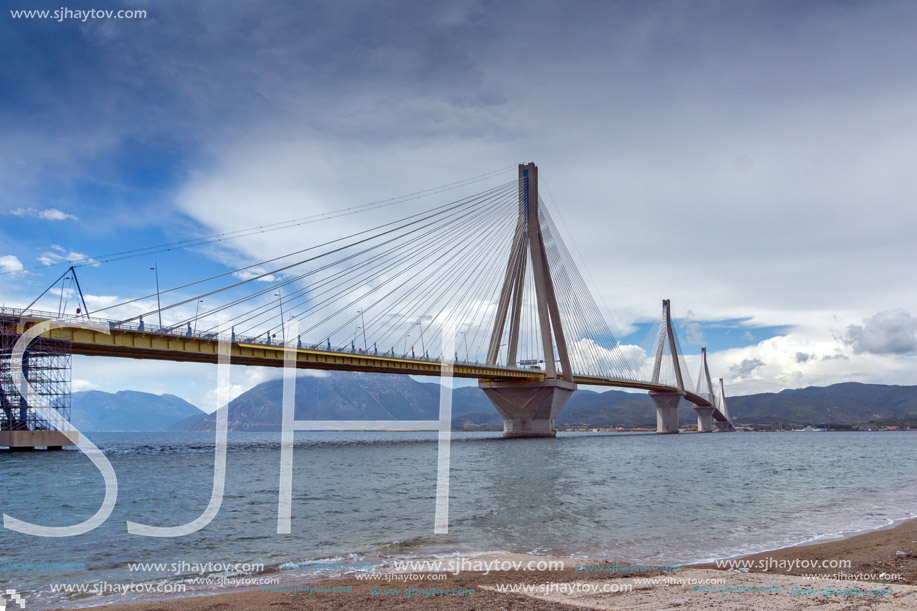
[69,374,917,432]
[70,390,203,432]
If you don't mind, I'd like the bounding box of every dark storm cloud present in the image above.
[11,1,917,172]
[1,1,502,141]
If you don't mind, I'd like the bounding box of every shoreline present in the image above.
[693,511,917,564]
[54,518,917,610]
[692,515,917,579]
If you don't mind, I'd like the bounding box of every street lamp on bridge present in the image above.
[149,263,162,330]
[416,320,426,358]
[57,275,70,318]
[275,291,285,344]
[193,299,204,335]
[358,309,367,352]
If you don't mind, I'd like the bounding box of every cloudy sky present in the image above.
[2,0,916,407]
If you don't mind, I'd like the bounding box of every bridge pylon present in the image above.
[649,299,684,434]
[693,347,716,433]
[479,162,577,438]
[715,378,735,431]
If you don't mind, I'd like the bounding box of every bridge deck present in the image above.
[3,311,727,421]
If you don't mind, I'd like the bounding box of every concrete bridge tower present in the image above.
[715,377,732,431]
[479,163,577,437]
[693,347,716,433]
[649,299,684,434]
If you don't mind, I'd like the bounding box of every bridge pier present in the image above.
[0,430,76,451]
[694,406,715,433]
[649,391,682,434]
[480,379,576,438]
[715,420,732,432]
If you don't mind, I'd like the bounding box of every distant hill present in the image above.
[71,390,203,432]
[170,375,917,431]
[726,383,917,428]
[168,373,692,432]
[169,372,499,431]
[74,377,917,432]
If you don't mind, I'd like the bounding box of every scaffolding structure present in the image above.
[0,321,72,433]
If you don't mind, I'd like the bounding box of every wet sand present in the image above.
[60,519,917,610]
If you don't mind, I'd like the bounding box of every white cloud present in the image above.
[708,321,917,396]
[37,245,98,267]
[616,343,652,380]
[567,337,644,379]
[200,368,328,414]
[685,321,705,346]
[72,378,98,392]
[83,294,124,310]
[72,355,331,414]
[233,269,276,282]
[845,309,917,355]
[0,255,24,273]
[3,207,77,221]
[617,344,650,368]
[29,287,160,323]
[49,287,75,298]
[72,357,272,411]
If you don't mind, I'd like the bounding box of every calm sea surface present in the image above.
[2,430,916,608]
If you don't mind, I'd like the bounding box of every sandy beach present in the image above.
[59,518,917,610]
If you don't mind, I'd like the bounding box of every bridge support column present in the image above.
[481,163,577,439]
[715,420,732,432]
[479,379,576,438]
[694,406,715,433]
[650,391,682,434]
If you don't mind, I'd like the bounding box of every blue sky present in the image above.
[3,1,917,407]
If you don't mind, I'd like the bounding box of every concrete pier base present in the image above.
[480,379,577,438]
[650,391,683,434]
[694,406,715,433]
[715,420,732,432]
[0,430,77,450]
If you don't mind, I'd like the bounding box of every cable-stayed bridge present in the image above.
[1,163,735,449]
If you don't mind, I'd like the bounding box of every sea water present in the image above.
[1,430,915,608]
